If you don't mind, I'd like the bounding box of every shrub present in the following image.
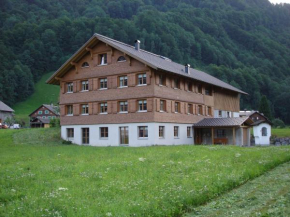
[272,118,286,128]
[50,118,60,128]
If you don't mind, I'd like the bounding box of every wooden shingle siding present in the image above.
[214,89,240,112]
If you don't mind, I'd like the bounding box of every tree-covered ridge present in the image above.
[1,0,290,122]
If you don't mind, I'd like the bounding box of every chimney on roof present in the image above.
[135,40,140,51]
[185,64,190,74]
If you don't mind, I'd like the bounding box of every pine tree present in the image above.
[259,95,272,120]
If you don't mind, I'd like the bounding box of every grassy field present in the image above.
[12,72,59,125]
[272,128,290,137]
[186,161,290,217]
[1,129,290,216]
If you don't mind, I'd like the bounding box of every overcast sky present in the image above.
[269,0,290,4]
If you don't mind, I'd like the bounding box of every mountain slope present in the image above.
[12,72,59,125]
[1,0,290,122]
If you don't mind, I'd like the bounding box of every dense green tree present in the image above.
[259,95,272,120]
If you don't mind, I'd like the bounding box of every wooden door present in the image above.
[195,128,202,144]
[243,128,248,146]
[120,127,129,145]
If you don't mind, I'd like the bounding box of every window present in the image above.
[138,100,147,111]
[175,102,180,113]
[100,103,108,114]
[117,56,126,62]
[174,79,179,89]
[217,129,226,138]
[138,126,148,138]
[100,78,107,89]
[119,101,128,112]
[82,62,89,68]
[81,80,89,91]
[100,127,109,138]
[188,104,193,114]
[159,126,165,138]
[207,107,212,116]
[262,127,267,136]
[174,126,179,138]
[67,128,74,138]
[38,111,43,115]
[45,110,49,114]
[99,53,107,65]
[119,76,128,87]
[81,104,89,115]
[198,84,202,94]
[82,128,89,144]
[218,110,222,117]
[47,116,51,119]
[159,74,165,86]
[138,74,147,85]
[160,100,165,112]
[42,116,46,119]
[187,127,192,138]
[227,111,231,118]
[198,105,203,115]
[205,86,212,96]
[187,83,193,91]
[67,82,73,93]
[67,105,73,115]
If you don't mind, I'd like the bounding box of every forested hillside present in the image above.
[1,0,290,122]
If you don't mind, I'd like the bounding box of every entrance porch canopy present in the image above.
[193,117,254,146]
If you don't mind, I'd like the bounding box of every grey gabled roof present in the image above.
[194,117,253,127]
[43,104,60,115]
[94,34,246,94]
[47,33,247,95]
[0,101,14,112]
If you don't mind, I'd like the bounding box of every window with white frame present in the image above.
[160,100,165,112]
[198,105,203,115]
[188,104,193,114]
[100,78,107,89]
[138,74,147,85]
[100,127,109,138]
[81,80,89,91]
[42,116,46,119]
[187,127,192,137]
[47,116,51,119]
[117,56,126,62]
[119,76,128,87]
[45,110,49,114]
[38,111,42,115]
[81,104,89,115]
[100,103,107,113]
[67,82,73,93]
[138,100,147,111]
[138,126,148,138]
[119,101,128,112]
[66,105,73,115]
[82,62,89,68]
[175,102,180,113]
[174,126,179,138]
[227,111,231,118]
[218,110,222,117]
[159,126,165,138]
[67,128,74,138]
[262,127,267,136]
[99,53,107,65]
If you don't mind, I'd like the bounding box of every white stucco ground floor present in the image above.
[61,123,194,147]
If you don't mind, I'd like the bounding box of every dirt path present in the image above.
[185,162,290,217]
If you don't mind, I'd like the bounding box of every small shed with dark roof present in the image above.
[194,117,253,146]
[0,101,14,124]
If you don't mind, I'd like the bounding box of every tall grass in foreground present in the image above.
[0,129,290,217]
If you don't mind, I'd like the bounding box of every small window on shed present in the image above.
[262,127,267,136]
[117,56,126,62]
[82,62,89,68]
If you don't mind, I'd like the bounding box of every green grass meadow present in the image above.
[1,129,290,216]
[272,128,290,137]
[12,72,59,125]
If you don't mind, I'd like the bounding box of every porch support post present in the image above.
[233,127,236,145]
[211,127,214,145]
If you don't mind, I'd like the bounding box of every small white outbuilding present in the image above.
[240,111,272,146]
